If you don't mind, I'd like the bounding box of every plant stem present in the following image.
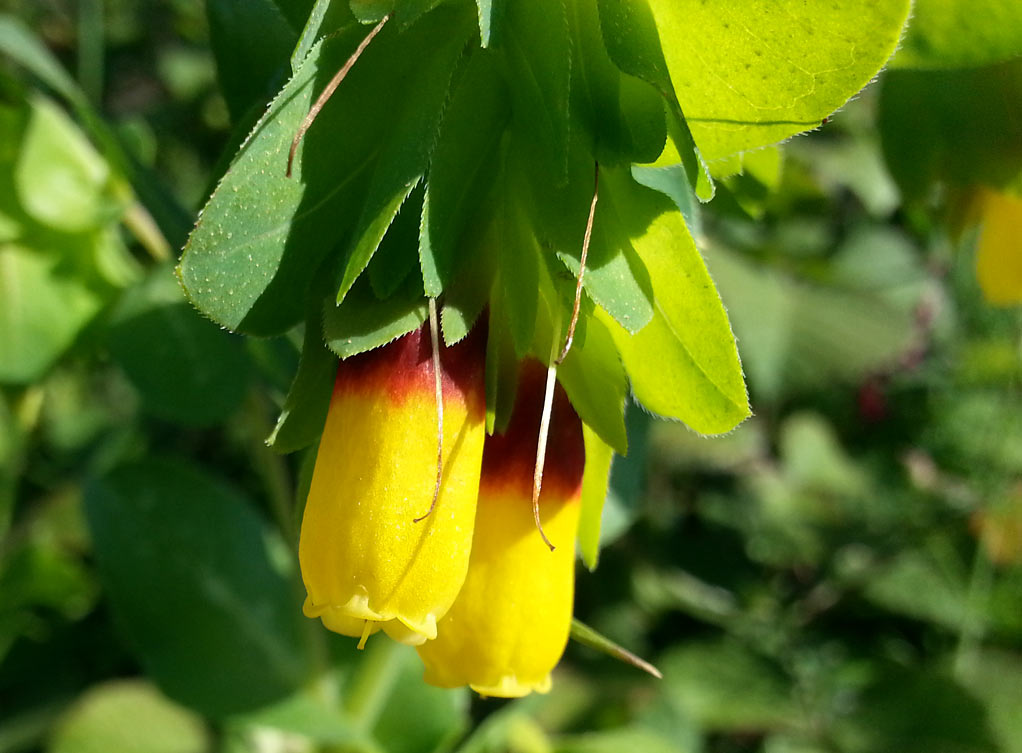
[122,200,172,262]
[343,638,405,730]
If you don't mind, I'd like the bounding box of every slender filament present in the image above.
[414,298,444,523]
[530,164,601,550]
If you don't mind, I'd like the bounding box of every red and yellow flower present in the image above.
[417,361,585,697]
[298,325,486,646]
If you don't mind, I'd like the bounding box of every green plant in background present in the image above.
[1,0,1021,752]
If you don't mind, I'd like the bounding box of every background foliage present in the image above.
[1,1,1021,753]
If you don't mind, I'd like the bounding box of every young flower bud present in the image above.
[299,325,486,646]
[417,360,585,696]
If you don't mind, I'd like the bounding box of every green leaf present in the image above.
[206,0,297,122]
[640,0,910,161]
[566,0,665,167]
[335,15,468,304]
[351,0,393,22]
[291,0,341,72]
[556,162,655,335]
[577,425,614,569]
[559,312,628,455]
[267,310,336,454]
[323,272,426,359]
[594,0,710,193]
[49,680,209,753]
[879,59,1022,198]
[368,645,469,753]
[228,690,378,752]
[502,0,571,180]
[179,5,473,335]
[84,459,311,717]
[631,164,701,239]
[15,96,120,233]
[495,165,541,359]
[367,181,425,300]
[269,0,317,31]
[598,175,749,435]
[420,50,509,296]
[892,0,1022,70]
[439,220,494,346]
[0,243,107,384]
[108,265,252,426]
[475,0,499,46]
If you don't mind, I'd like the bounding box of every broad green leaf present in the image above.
[179,6,472,335]
[267,311,336,454]
[642,0,910,161]
[599,176,748,434]
[559,312,628,455]
[577,424,614,569]
[49,680,209,753]
[566,0,665,167]
[892,0,1022,70]
[84,459,311,717]
[206,0,297,122]
[15,97,119,233]
[108,265,251,426]
[879,59,1022,198]
[420,51,509,296]
[0,243,106,384]
[502,0,571,180]
[324,272,426,359]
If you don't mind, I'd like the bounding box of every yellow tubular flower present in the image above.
[417,360,585,697]
[299,325,486,646]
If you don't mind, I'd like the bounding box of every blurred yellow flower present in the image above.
[299,325,486,646]
[976,188,1022,306]
[417,361,585,696]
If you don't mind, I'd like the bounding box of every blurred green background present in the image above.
[1,1,1021,752]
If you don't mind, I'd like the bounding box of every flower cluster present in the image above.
[298,324,584,697]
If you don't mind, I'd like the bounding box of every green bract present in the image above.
[178,0,909,562]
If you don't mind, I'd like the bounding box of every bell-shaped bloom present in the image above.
[299,325,486,646]
[417,360,585,696]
